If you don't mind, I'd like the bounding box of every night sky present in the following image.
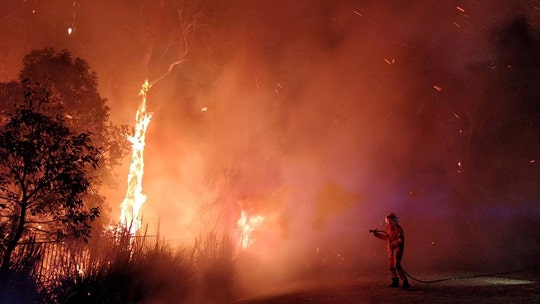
[1,0,539,280]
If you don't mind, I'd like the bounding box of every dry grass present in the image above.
[2,226,238,303]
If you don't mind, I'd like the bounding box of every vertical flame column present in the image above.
[120,80,152,235]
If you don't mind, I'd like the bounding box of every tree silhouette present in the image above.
[0,82,100,273]
[20,48,129,176]
[0,48,129,223]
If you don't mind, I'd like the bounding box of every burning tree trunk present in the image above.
[120,81,152,235]
[118,1,193,235]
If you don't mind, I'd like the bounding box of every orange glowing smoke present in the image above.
[237,210,264,249]
[120,80,152,235]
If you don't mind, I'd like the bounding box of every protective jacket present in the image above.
[374,224,405,251]
[374,223,407,279]
[385,224,405,257]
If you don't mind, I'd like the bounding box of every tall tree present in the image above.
[0,48,128,221]
[0,82,100,273]
[18,48,128,177]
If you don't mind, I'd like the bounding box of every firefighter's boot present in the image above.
[388,278,399,288]
[402,279,410,289]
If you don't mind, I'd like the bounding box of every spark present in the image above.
[384,58,395,65]
[454,113,460,119]
[452,22,471,34]
[352,10,375,25]
[456,6,465,13]
[201,106,208,111]
[275,83,283,94]
[67,1,77,36]
[433,85,443,91]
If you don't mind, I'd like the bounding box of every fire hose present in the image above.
[368,229,524,283]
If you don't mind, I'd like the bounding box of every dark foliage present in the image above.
[0,48,129,221]
[0,82,101,273]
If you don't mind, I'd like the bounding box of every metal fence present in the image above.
[11,234,159,285]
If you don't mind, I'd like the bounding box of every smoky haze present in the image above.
[1,0,539,291]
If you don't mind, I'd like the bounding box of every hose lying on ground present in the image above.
[369,229,525,284]
[401,268,525,283]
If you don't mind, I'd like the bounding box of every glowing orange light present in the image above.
[67,27,73,35]
[236,210,264,249]
[120,80,152,235]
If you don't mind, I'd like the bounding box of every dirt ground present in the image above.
[233,270,540,304]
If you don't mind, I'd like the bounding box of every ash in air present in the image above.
[1,0,538,284]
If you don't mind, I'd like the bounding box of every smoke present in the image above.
[1,0,539,295]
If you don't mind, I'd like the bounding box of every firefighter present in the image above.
[371,212,410,289]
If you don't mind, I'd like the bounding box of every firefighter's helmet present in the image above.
[386,212,398,219]
[385,212,398,224]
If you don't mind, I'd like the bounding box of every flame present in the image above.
[120,80,152,235]
[237,210,264,249]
